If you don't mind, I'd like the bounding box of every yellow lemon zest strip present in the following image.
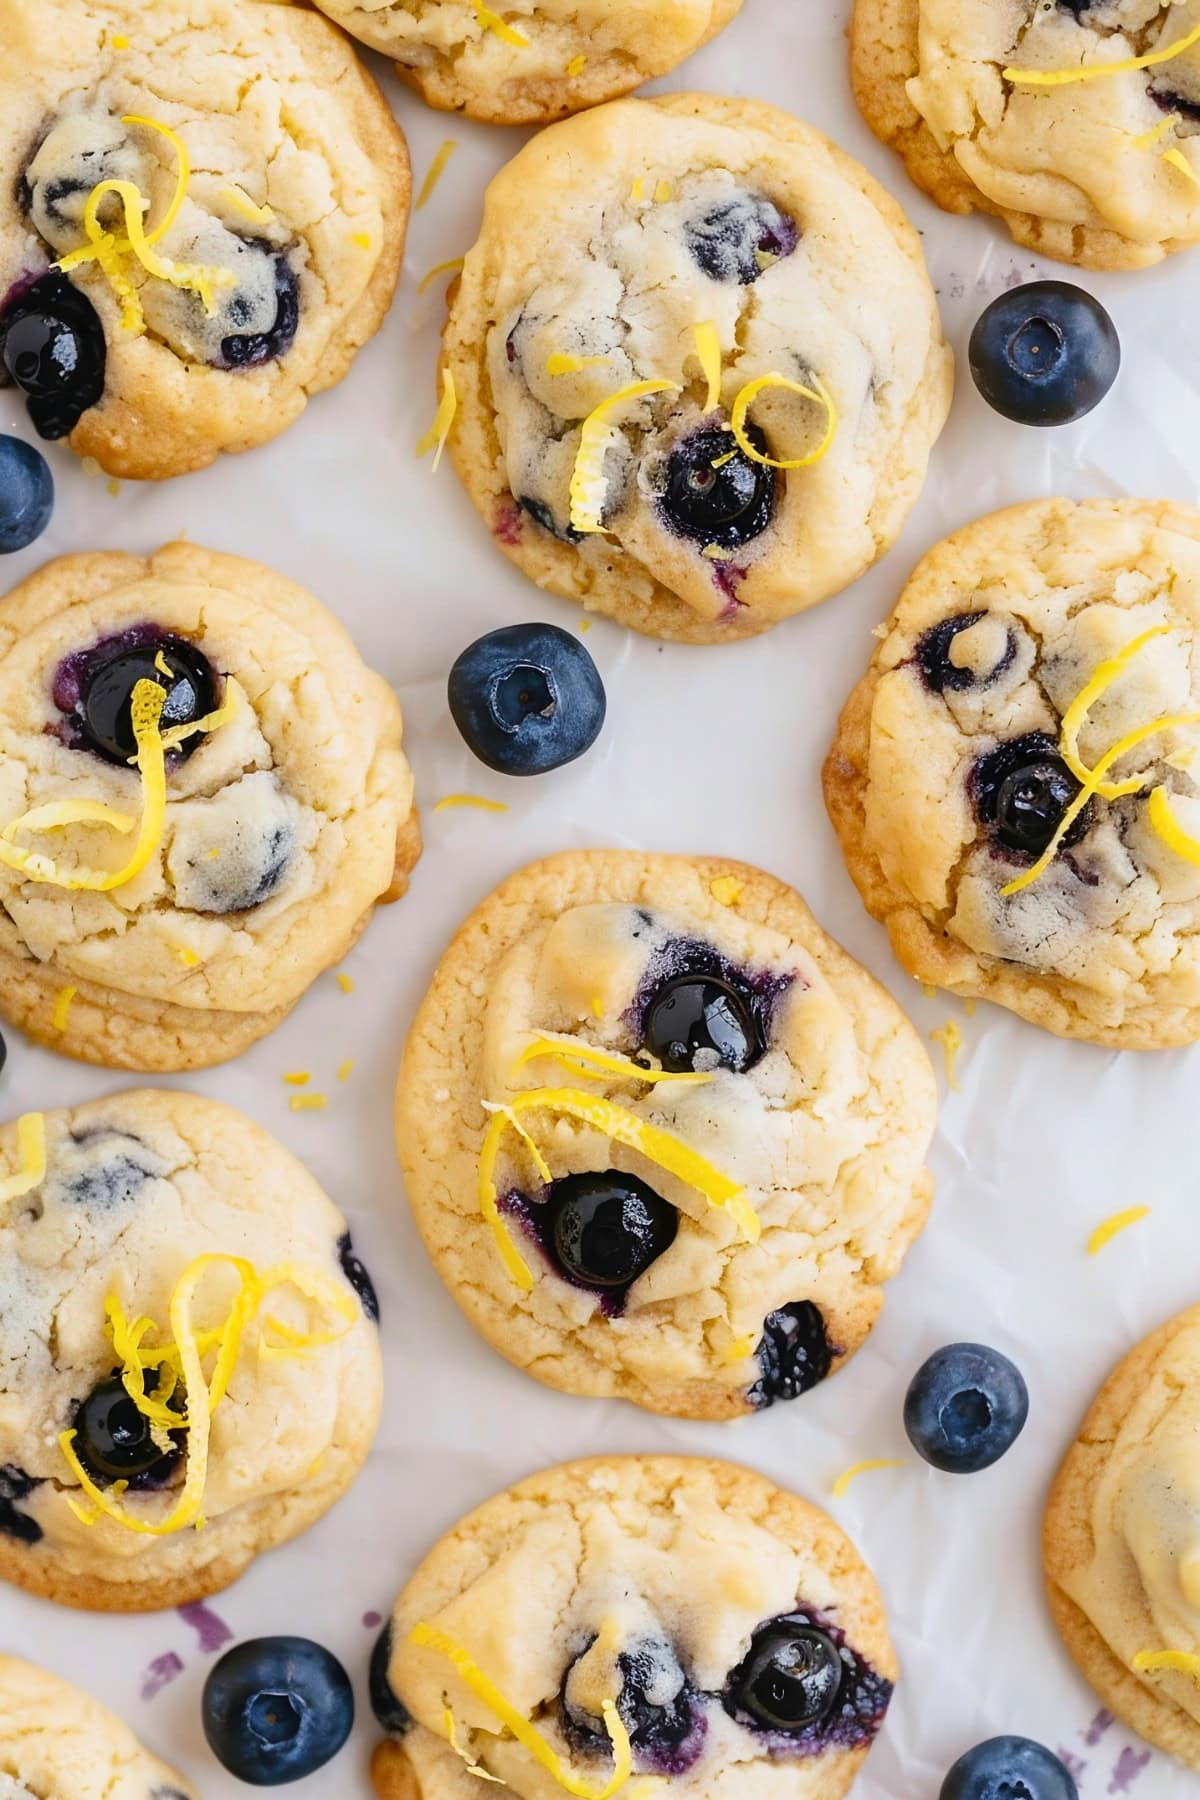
[337,1058,354,1083]
[283,1071,311,1087]
[220,184,274,225]
[654,180,673,203]
[832,1458,905,1500]
[435,793,508,814]
[418,368,458,472]
[0,1114,46,1204]
[547,353,610,376]
[1132,113,1182,149]
[692,321,723,412]
[443,1709,507,1784]
[51,985,77,1033]
[1133,1649,1200,1678]
[1148,785,1200,864]
[569,381,679,534]
[472,1,530,46]
[336,972,355,994]
[157,688,238,754]
[1005,20,1200,85]
[1088,1205,1151,1256]
[567,53,587,76]
[730,372,837,471]
[511,1034,712,1088]
[1163,145,1200,188]
[417,139,458,210]
[630,177,646,202]
[930,1019,963,1091]
[6,799,134,836]
[411,1623,632,1799]
[418,256,465,294]
[290,1093,328,1112]
[1060,627,1171,796]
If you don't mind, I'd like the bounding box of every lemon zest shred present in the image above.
[154,650,173,678]
[566,53,587,76]
[51,985,77,1034]
[417,368,458,472]
[1059,627,1171,796]
[569,381,679,534]
[289,1093,328,1112]
[1133,1649,1200,1678]
[1132,113,1181,149]
[1005,20,1200,85]
[111,31,129,47]
[336,972,355,994]
[435,793,508,814]
[654,180,673,203]
[1088,1205,1151,1256]
[220,184,274,225]
[630,177,646,202]
[472,1,530,46]
[352,231,372,249]
[547,353,610,376]
[709,875,743,906]
[1148,785,1200,864]
[282,1071,311,1087]
[443,1707,507,1784]
[692,321,723,412]
[418,256,465,294]
[417,139,458,210]
[729,372,837,471]
[511,1034,713,1088]
[930,1019,963,1091]
[0,1114,47,1204]
[832,1458,904,1500]
[337,1058,354,1083]
[175,944,200,966]
[721,1333,754,1365]
[1163,145,1200,188]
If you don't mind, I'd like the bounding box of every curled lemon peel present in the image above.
[1132,113,1182,150]
[444,1709,507,1784]
[0,1114,47,1204]
[434,792,507,814]
[692,321,723,412]
[418,256,465,295]
[472,1,529,46]
[1163,145,1200,188]
[1088,1205,1151,1256]
[418,369,458,472]
[1148,784,1200,864]
[1059,627,1171,796]
[832,1458,904,1499]
[569,381,680,534]
[511,1034,713,1088]
[220,184,274,226]
[411,1623,632,1799]
[1133,1649,1200,1678]
[478,1086,756,1292]
[1005,19,1200,85]
[417,140,458,211]
[729,373,837,471]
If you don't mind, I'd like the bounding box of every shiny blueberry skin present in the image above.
[69,633,219,766]
[0,435,53,553]
[917,612,1016,695]
[643,972,765,1073]
[1,272,106,438]
[447,623,605,776]
[337,1232,379,1322]
[369,1625,413,1736]
[905,1343,1029,1474]
[547,1172,678,1290]
[726,1620,843,1732]
[969,282,1119,427]
[941,1737,1078,1800]
[749,1302,835,1408]
[972,734,1090,861]
[660,427,777,550]
[203,1637,354,1786]
[562,1639,706,1778]
[219,255,300,370]
[73,1375,181,1486]
[685,195,799,285]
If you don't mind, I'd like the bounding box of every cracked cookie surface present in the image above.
[311,0,743,125]
[0,1089,383,1613]
[0,542,419,1072]
[0,0,410,478]
[824,499,1200,1048]
[394,851,936,1421]
[0,1655,194,1797]
[440,93,953,643]
[851,0,1200,270]
[371,1455,896,1800]
[1044,1305,1200,1769]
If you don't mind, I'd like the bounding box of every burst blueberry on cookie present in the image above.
[434,94,953,642]
[0,1656,194,1797]
[394,852,936,1420]
[0,543,418,1071]
[823,498,1200,1048]
[0,0,410,478]
[0,1090,383,1611]
[369,1456,896,1800]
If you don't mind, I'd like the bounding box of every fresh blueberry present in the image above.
[642,971,765,1073]
[562,1639,706,1777]
[337,1232,379,1322]
[546,1172,677,1290]
[202,1637,354,1786]
[660,427,776,550]
[220,255,300,370]
[684,194,799,285]
[972,734,1090,861]
[447,623,605,776]
[368,1625,412,1736]
[749,1302,834,1408]
[73,1376,181,1486]
[73,634,219,766]
[0,435,53,553]
[917,613,1016,695]
[969,281,1120,426]
[905,1343,1030,1474]
[941,1736,1078,1800]
[1,272,106,438]
[725,1620,843,1732]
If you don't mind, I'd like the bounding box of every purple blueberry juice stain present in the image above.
[1058,1747,1086,1781]
[711,562,746,612]
[1083,1709,1114,1746]
[141,1651,184,1701]
[492,501,523,545]
[498,1190,628,1314]
[1107,1747,1152,1793]
[177,1599,234,1653]
[363,1610,383,1629]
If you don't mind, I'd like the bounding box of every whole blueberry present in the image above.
[547,1172,678,1290]
[726,1619,843,1732]
[202,1637,354,1785]
[917,612,1017,696]
[972,734,1090,861]
[0,435,53,553]
[749,1302,834,1408]
[904,1343,1029,1474]
[73,1376,181,1486]
[368,1624,412,1736]
[220,255,300,370]
[447,622,605,776]
[684,194,799,285]
[969,281,1119,426]
[642,971,764,1073]
[77,634,219,766]
[941,1736,1078,1800]
[0,272,107,439]
[660,427,777,549]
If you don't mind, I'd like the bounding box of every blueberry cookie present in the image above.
[0,1656,194,1798]
[824,499,1200,1050]
[438,94,953,643]
[0,0,410,479]
[395,852,936,1421]
[311,0,743,126]
[0,1088,383,1612]
[1044,1305,1200,1768]
[852,0,1200,272]
[0,542,418,1071]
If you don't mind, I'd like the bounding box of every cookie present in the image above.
[395,851,936,1421]
[851,0,1200,272]
[1044,1305,1200,1769]
[0,0,410,479]
[0,1088,383,1612]
[0,542,419,1071]
[824,498,1200,1050]
[312,0,744,126]
[437,93,953,643]
[370,1455,897,1800]
[0,1656,194,1798]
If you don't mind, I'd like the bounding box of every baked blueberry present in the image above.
[660,427,777,549]
[0,434,53,554]
[684,194,799,285]
[202,1637,354,1785]
[64,633,220,766]
[904,1343,1029,1474]
[220,255,300,370]
[0,272,106,439]
[916,612,1016,695]
[725,1618,843,1733]
[642,970,765,1073]
[447,622,606,776]
[972,734,1090,860]
[518,494,583,543]
[562,1639,705,1776]
[369,1625,412,1736]
[749,1302,834,1407]
[1149,85,1200,127]
[0,1466,42,1545]
[941,1736,1078,1800]
[337,1231,379,1322]
[72,1375,182,1486]
[546,1172,678,1290]
[969,282,1120,426]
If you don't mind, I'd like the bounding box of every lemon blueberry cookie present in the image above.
[851,0,1200,271]
[0,1088,383,1612]
[1044,1305,1200,1769]
[824,498,1200,1049]
[0,542,418,1071]
[0,1656,194,1797]
[311,0,744,126]
[0,0,410,479]
[436,94,953,644]
[370,1455,897,1800]
[395,852,936,1421]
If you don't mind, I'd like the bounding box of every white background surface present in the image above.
[2,3,1197,1796]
